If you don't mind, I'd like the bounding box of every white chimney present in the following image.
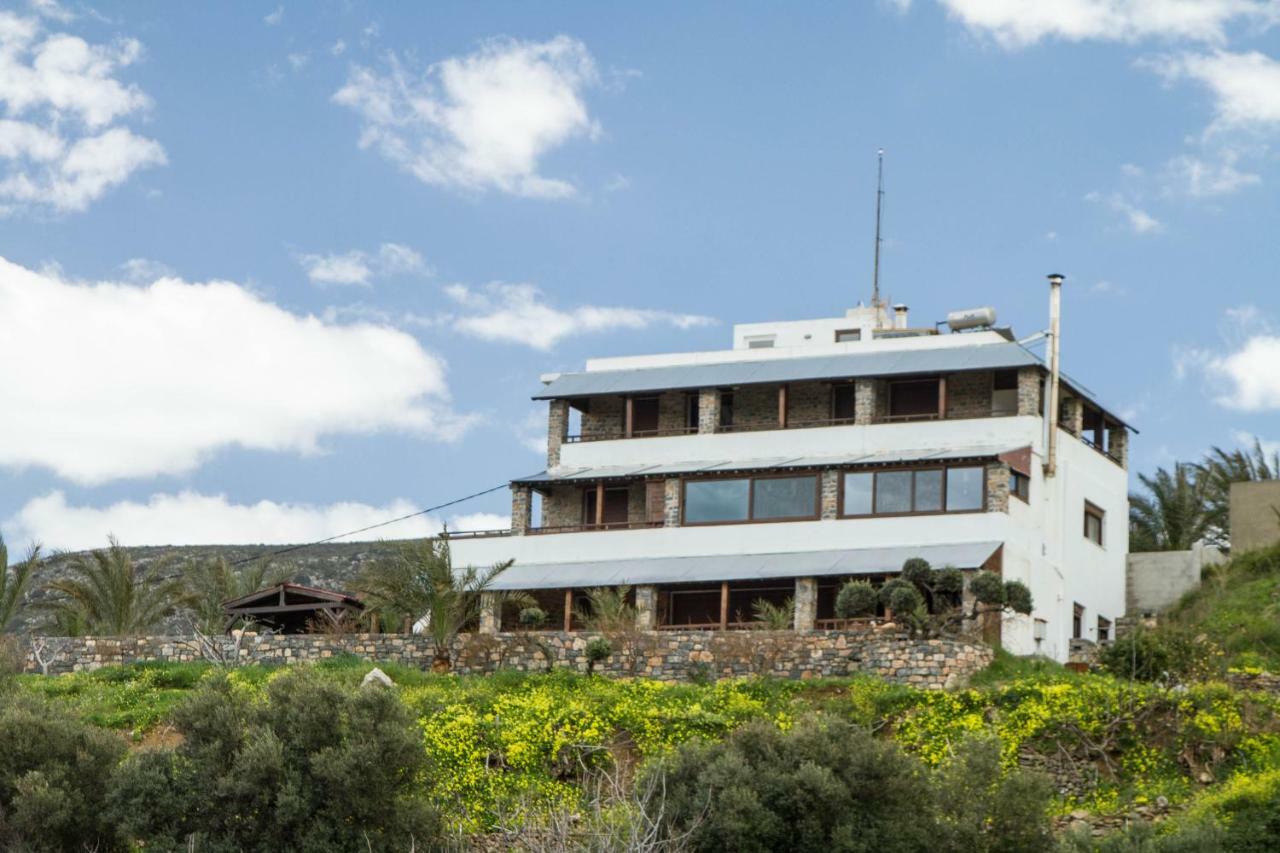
[1044,274,1064,478]
[893,304,909,329]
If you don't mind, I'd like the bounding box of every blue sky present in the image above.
[1,0,1278,551]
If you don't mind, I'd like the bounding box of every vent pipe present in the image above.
[1044,274,1064,478]
[893,304,909,329]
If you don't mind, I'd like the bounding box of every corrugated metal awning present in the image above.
[487,541,1003,590]
[533,342,1038,400]
[512,445,1015,485]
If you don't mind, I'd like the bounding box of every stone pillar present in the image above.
[794,577,817,631]
[854,379,876,425]
[635,585,657,629]
[820,470,840,519]
[1108,424,1129,469]
[985,462,1010,513]
[697,388,720,434]
[511,485,532,534]
[479,592,500,635]
[1061,397,1084,437]
[1017,366,1041,416]
[547,399,569,467]
[663,478,681,527]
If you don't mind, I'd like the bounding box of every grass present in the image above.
[966,647,1071,687]
[1164,543,1280,670]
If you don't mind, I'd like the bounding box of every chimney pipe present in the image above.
[893,304,909,329]
[1044,274,1064,478]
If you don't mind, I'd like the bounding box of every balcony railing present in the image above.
[1080,433,1124,465]
[527,520,664,535]
[564,426,697,444]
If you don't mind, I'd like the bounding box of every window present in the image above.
[1010,470,1030,502]
[629,396,659,436]
[831,383,857,421]
[1097,616,1112,643]
[683,475,818,525]
[1073,603,1085,639]
[835,329,861,343]
[684,392,700,432]
[719,391,734,428]
[992,369,1019,416]
[945,466,985,511]
[684,478,750,523]
[582,487,630,526]
[842,466,985,516]
[1084,502,1105,546]
[746,336,775,349]
[887,378,941,419]
[753,476,818,520]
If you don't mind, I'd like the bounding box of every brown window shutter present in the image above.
[645,481,665,523]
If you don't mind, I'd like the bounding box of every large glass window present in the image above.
[874,471,913,513]
[684,479,750,523]
[945,466,984,511]
[887,378,940,419]
[753,476,817,519]
[915,469,944,512]
[842,472,873,515]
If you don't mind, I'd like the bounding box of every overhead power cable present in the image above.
[228,482,510,567]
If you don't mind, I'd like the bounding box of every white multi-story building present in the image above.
[451,295,1131,661]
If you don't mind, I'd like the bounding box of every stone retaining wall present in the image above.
[21,628,992,688]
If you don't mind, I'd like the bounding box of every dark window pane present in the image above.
[719,392,734,427]
[993,369,1019,390]
[946,467,984,511]
[835,329,861,342]
[875,471,912,514]
[889,379,940,417]
[832,384,856,421]
[753,476,816,519]
[684,479,749,523]
[685,393,699,430]
[914,469,943,512]
[631,397,659,434]
[843,472,873,515]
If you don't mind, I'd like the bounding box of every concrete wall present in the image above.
[1230,481,1280,554]
[1126,545,1225,616]
[20,629,993,689]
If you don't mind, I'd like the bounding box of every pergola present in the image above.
[221,583,364,634]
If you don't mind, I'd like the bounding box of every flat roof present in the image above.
[487,541,1003,590]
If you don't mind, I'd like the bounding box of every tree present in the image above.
[0,534,42,633]
[182,556,291,634]
[356,535,512,671]
[576,585,637,633]
[42,537,183,636]
[1129,463,1211,552]
[752,597,794,630]
[1199,438,1280,549]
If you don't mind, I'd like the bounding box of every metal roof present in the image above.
[512,444,1016,486]
[533,342,1039,399]
[487,541,1003,590]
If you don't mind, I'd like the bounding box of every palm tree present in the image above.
[356,535,513,671]
[576,585,636,634]
[752,597,795,631]
[183,556,291,634]
[1198,438,1280,549]
[1,534,42,633]
[43,537,183,636]
[1129,464,1211,552]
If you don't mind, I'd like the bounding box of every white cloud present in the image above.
[1162,151,1261,196]
[1207,334,1280,410]
[287,51,309,71]
[0,255,473,484]
[333,35,602,198]
[1144,50,1280,130]
[515,408,548,455]
[119,256,174,281]
[937,0,1278,48]
[297,242,428,286]
[4,491,510,551]
[443,282,715,350]
[263,5,284,26]
[1086,191,1163,233]
[330,39,346,56]
[0,12,165,213]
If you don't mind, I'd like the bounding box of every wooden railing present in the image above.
[527,520,664,535]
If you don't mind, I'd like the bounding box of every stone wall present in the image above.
[786,381,831,425]
[541,484,583,528]
[985,462,1010,513]
[1125,545,1222,616]
[730,385,779,430]
[580,396,623,439]
[1230,480,1280,554]
[20,629,993,689]
[946,371,993,419]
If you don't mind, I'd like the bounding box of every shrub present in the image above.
[518,606,548,629]
[585,637,612,674]
[883,581,926,620]
[835,580,878,618]
[105,669,438,852]
[970,570,1005,605]
[1099,627,1224,683]
[647,716,940,853]
[901,557,935,589]
[0,694,125,852]
[934,567,965,597]
[933,735,1054,853]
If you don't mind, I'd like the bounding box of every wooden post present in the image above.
[594,482,605,527]
[564,588,574,632]
[719,582,730,630]
[778,384,788,428]
[624,397,634,438]
[402,614,412,634]
[938,376,948,419]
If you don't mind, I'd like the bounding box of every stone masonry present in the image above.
[663,477,681,526]
[793,578,817,630]
[697,388,720,434]
[1107,423,1129,469]
[21,629,994,688]
[820,470,840,519]
[985,462,1010,513]
[854,378,876,425]
[546,399,569,467]
[511,486,532,534]
[1017,366,1042,416]
[946,371,993,419]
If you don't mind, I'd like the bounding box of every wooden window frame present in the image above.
[683,392,700,432]
[1010,470,1031,502]
[885,376,945,421]
[1072,603,1085,640]
[624,395,660,438]
[1084,501,1105,547]
[1097,616,1112,643]
[838,464,988,519]
[581,485,631,527]
[680,472,822,527]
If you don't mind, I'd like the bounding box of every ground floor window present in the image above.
[1073,603,1085,639]
[1097,616,1111,643]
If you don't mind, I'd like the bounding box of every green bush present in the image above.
[518,606,548,628]
[0,694,126,852]
[882,580,926,618]
[934,567,965,597]
[901,557,934,588]
[105,669,438,852]
[933,735,1054,853]
[970,570,1005,605]
[835,580,878,618]
[1099,627,1224,683]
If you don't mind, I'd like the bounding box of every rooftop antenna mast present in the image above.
[871,147,885,310]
